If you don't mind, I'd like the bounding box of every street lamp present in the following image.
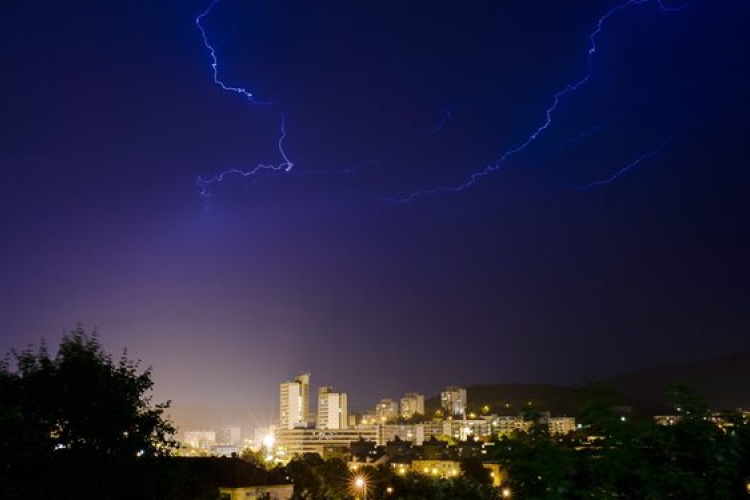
[354,476,367,500]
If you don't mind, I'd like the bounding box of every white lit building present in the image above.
[380,424,418,444]
[441,386,467,417]
[275,427,378,457]
[548,416,576,435]
[360,411,378,425]
[487,414,575,436]
[400,392,425,419]
[375,398,399,422]
[183,429,217,450]
[280,373,310,429]
[380,420,491,445]
[403,461,505,487]
[210,443,239,457]
[218,426,242,446]
[219,484,293,500]
[491,416,530,436]
[317,386,348,429]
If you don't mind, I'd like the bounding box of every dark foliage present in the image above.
[494,385,750,499]
[0,327,178,499]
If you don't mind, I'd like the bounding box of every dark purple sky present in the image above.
[2,0,749,419]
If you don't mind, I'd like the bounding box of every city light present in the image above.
[262,434,275,449]
[353,476,367,500]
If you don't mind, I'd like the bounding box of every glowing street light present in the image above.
[354,476,367,500]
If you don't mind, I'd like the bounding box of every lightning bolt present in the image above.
[195,0,293,200]
[567,135,674,191]
[196,113,293,198]
[385,0,690,203]
[193,0,689,204]
[195,0,264,105]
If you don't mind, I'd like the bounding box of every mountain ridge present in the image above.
[426,348,750,416]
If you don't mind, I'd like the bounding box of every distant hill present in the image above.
[608,349,750,411]
[424,349,750,417]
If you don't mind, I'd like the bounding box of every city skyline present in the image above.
[177,369,582,460]
[2,0,749,418]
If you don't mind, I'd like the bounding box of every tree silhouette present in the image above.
[492,384,750,499]
[0,326,177,498]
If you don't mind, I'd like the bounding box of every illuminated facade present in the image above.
[441,386,467,416]
[317,386,348,429]
[548,416,576,435]
[400,392,425,419]
[183,429,216,450]
[279,373,310,429]
[380,424,419,444]
[375,398,400,422]
[492,416,531,436]
[218,484,293,500]
[380,420,493,445]
[400,460,505,487]
[217,426,241,446]
[378,415,573,441]
[275,427,378,457]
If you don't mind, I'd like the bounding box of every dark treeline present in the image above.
[0,328,287,499]
[493,385,750,498]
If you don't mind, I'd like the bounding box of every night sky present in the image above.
[2,0,749,421]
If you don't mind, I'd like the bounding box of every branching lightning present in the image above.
[197,113,293,198]
[195,0,293,200]
[385,0,689,203]
[193,0,689,204]
[195,0,263,105]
